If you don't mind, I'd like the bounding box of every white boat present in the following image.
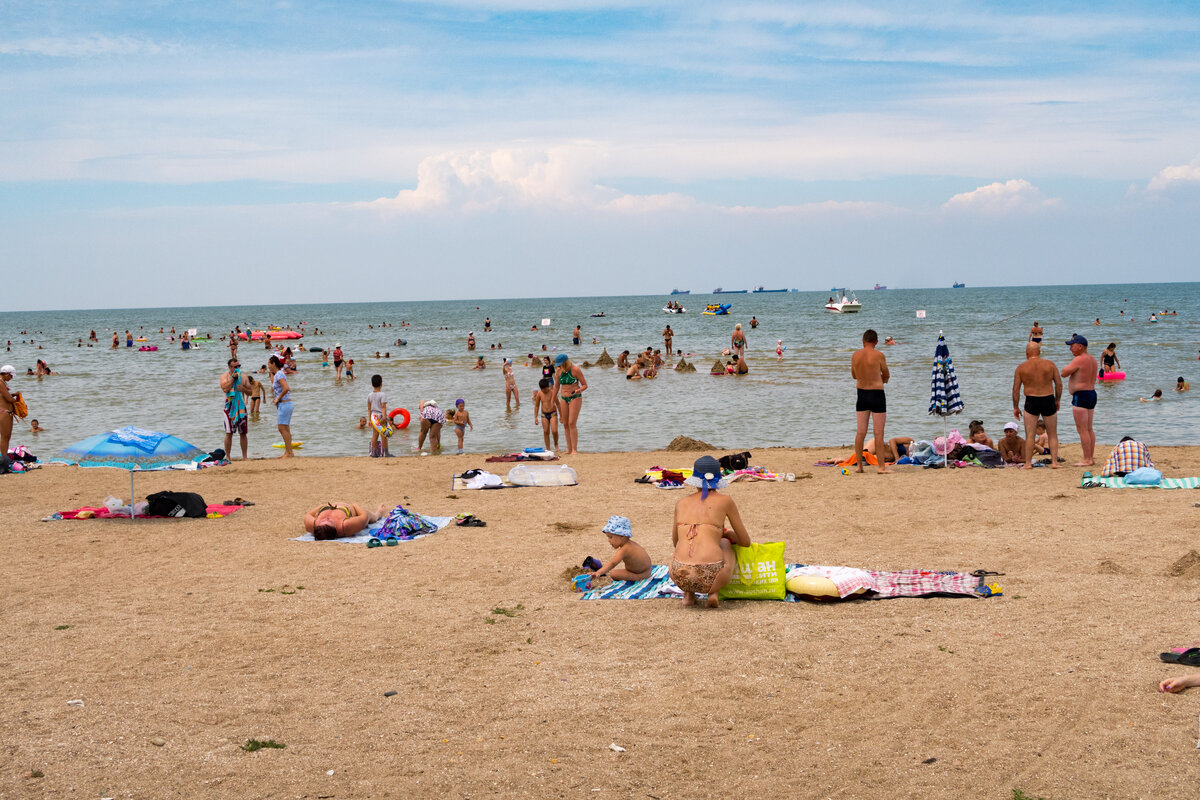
[825,290,862,313]
[662,305,686,314]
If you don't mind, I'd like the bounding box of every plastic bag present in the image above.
[103,495,124,512]
[507,464,578,486]
[718,542,787,601]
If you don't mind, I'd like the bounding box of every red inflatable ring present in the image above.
[389,407,411,429]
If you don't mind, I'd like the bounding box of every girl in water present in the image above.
[670,455,752,608]
[554,353,587,455]
[503,358,520,410]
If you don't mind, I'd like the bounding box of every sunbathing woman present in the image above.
[304,502,387,540]
[670,455,752,608]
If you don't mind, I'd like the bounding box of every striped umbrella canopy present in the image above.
[50,426,205,518]
[929,333,964,466]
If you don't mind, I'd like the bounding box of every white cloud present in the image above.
[0,35,179,58]
[1146,159,1200,192]
[941,179,1061,213]
[363,146,694,213]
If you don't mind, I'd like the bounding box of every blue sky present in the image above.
[2,0,1199,310]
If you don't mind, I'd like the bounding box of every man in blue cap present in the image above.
[1061,334,1098,466]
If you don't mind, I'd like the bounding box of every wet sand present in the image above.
[5,444,1200,798]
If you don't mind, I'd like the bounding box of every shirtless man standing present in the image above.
[851,329,890,474]
[1011,341,1061,469]
[1061,334,1098,466]
[0,365,16,457]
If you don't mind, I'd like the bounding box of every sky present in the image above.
[2,0,1199,311]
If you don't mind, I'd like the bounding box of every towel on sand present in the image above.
[582,564,987,601]
[1091,475,1200,489]
[290,515,453,544]
[49,504,243,520]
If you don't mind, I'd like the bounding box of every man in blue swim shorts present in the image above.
[1061,334,1098,466]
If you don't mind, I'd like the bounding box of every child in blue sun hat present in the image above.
[588,515,652,583]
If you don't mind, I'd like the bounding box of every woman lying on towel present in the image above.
[304,502,388,540]
[670,455,752,609]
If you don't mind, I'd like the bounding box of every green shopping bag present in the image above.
[718,542,787,600]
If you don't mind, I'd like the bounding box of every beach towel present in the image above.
[837,452,877,467]
[290,514,453,544]
[582,564,991,601]
[47,504,244,520]
[1090,475,1200,489]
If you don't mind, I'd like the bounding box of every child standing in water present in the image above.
[589,516,652,582]
[532,378,560,451]
[452,398,473,454]
[366,374,390,457]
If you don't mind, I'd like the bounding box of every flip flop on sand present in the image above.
[455,514,487,527]
[1160,648,1200,666]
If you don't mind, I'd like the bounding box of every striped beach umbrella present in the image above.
[929,332,964,467]
[50,426,205,518]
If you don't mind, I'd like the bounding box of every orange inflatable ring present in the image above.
[389,407,411,429]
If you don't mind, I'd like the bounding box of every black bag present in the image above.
[145,491,208,518]
[719,451,751,472]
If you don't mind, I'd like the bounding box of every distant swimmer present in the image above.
[1140,389,1164,402]
[883,336,898,345]
[467,331,476,351]
[749,316,758,329]
[1149,314,1158,323]
[1177,377,1190,392]
[1028,321,1043,344]
[851,329,890,474]
[1012,341,1061,470]
[1061,334,1098,466]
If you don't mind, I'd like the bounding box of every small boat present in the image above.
[752,287,788,293]
[590,313,606,318]
[662,306,686,314]
[669,289,691,295]
[713,288,747,294]
[825,290,862,313]
[952,282,966,288]
[873,284,887,290]
[702,303,732,316]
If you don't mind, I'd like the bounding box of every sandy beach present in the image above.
[6,444,1200,798]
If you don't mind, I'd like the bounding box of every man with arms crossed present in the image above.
[1012,342,1061,470]
[851,329,890,474]
[1061,334,1098,466]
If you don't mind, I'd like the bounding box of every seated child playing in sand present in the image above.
[589,515,652,582]
[670,455,752,608]
[1034,419,1049,453]
[304,502,387,540]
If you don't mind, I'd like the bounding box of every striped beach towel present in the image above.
[1093,476,1200,489]
[581,565,988,601]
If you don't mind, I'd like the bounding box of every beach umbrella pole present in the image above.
[131,471,136,520]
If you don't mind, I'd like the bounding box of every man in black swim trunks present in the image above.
[1012,341,1061,469]
[1061,334,1098,466]
[851,329,891,474]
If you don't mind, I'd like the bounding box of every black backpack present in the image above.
[145,491,208,518]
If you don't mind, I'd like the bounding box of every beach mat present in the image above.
[581,564,988,601]
[1092,476,1200,489]
[48,504,244,520]
[290,515,453,544]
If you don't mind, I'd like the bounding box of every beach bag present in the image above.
[377,504,436,539]
[1125,466,1163,485]
[145,491,207,518]
[719,542,787,601]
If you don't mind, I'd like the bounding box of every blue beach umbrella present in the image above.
[50,426,205,519]
[928,332,964,467]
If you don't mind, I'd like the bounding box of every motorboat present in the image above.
[712,288,747,294]
[752,286,788,293]
[952,282,966,288]
[670,289,690,295]
[662,305,686,314]
[874,284,887,290]
[702,303,732,316]
[824,291,862,313]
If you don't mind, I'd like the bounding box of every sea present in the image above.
[3,283,1198,460]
